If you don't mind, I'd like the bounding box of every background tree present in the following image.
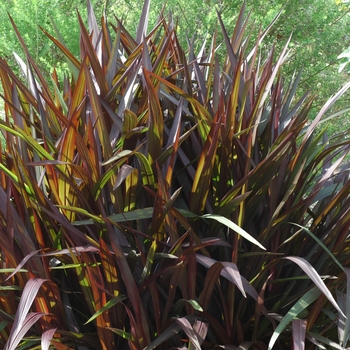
[0,0,350,126]
[0,0,89,76]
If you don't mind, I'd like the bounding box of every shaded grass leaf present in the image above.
[106,327,133,340]
[173,299,204,314]
[72,207,154,226]
[84,295,127,324]
[289,223,344,272]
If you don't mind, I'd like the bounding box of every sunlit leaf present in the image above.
[284,257,344,317]
[41,328,57,350]
[268,286,321,350]
[201,214,266,250]
[4,279,47,350]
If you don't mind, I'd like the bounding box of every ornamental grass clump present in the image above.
[1,0,350,349]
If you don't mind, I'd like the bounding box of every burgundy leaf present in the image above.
[41,328,57,350]
[4,279,47,350]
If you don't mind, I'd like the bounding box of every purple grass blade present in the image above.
[5,250,40,281]
[41,328,57,350]
[113,164,135,190]
[144,315,196,350]
[196,254,246,297]
[337,268,350,346]
[292,319,306,350]
[4,278,47,350]
[142,36,152,71]
[136,0,150,44]
[87,0,100,49]
[5,313,47,350]
[285,257,344,317]
[175,317,201,350]
[192,320,208,345]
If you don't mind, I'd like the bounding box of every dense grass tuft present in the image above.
[1,1,350,348]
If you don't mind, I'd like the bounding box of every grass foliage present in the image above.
[1,0,350,348]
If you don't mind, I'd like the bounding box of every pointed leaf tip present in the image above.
[201,214,266,250]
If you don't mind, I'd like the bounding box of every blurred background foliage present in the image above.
[0,0,350,126]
